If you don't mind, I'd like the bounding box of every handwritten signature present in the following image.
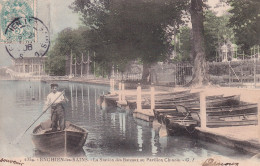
[202,158,239,166]
[0,158,24,166]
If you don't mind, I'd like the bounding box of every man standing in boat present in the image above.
[45,83,68,131]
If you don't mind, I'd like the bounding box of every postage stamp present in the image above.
[4,16,50,58]
[0,0,36,42]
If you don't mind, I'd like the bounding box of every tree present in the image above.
[70,0,211,86]
[228,0,260,51]
[70,0,187,82]
[45,28,85,75]
[189,0,209,86]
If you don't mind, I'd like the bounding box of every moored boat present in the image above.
[32,121,88,156]
[165,117,198,136]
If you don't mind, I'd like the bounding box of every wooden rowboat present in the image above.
[32,121,88,156]
[179,104,257,127]
[165,118,198,136]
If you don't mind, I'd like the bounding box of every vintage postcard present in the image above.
[0,0,260,166]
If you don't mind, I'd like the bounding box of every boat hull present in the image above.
[32,123,88,156]
[165,118,198,136]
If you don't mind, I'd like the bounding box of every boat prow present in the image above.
[32,121,88,156]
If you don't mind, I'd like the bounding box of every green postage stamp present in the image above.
[0,0,36,42]
[0,0,50,58]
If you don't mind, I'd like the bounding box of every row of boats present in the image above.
[151,90,257,135]
[102,89,258,136]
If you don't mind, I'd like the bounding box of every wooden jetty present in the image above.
[100,82,257,129]
[133,109,154,122]
[100,80,260,155]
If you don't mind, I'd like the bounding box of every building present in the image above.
[12,57,47,75]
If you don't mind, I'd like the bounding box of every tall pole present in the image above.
[254,57,256,88]
[112,65,115,78]
[38,64,41,76]
[94,51,96,77]
[200,91,207,129]
[31,58,34,73]
[254,45,256,58]
[70,50,72,77]
[87,51,90,78]
[122,82,125,102]
[251,47,253,59]
[257,45,259,58]
[81,53,83,77]
[226,46,228,61]
[254,46,256,88]
[229,61,231,87]
[116,65,119,80]
[74,55,77,77]
[118,82,122,102]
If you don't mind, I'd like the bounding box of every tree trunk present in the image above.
[190,0,209,87]
[142,63,151,83]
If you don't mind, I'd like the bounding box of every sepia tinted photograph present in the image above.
[0,0,259,166]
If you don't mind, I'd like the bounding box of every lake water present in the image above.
[0,80,252,160]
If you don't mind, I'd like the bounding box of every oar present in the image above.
[11,90,65,144]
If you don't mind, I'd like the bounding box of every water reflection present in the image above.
[119,113,126,136]
[137,125,143,152]
[0,81,252,160]
[151,129,157,155]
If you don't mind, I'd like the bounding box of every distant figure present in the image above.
[45,83,68,131]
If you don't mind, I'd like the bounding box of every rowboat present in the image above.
[153,95,241,120]
[155,92,200,103]
[32,120,88,156]
[165,117,198,136]
[126,90,191,110]
[181,103,257,127]
[154,95,240,107]
[155,94,223,104]
[206,103,258,127]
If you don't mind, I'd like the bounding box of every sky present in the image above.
[49,0,80,35]
[0,0,229,67]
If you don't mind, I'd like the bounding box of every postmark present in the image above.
[0,0,36,42]
[4,17,50,58]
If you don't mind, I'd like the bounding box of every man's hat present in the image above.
[50,83,58,88]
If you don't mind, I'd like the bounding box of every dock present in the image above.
[99,79,260,155]
[196,126,260,154]
[133,109,154,122]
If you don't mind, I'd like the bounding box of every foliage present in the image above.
[70,0,190,77]
[45,28,85,75]
[70,0,210,85]
[227,0,260,51]
[175,10,235,62]
[174,26,192,62]
[204,10,234,61]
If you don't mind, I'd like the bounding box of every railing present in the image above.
[208,60,260,87]
[150,62,193,86]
